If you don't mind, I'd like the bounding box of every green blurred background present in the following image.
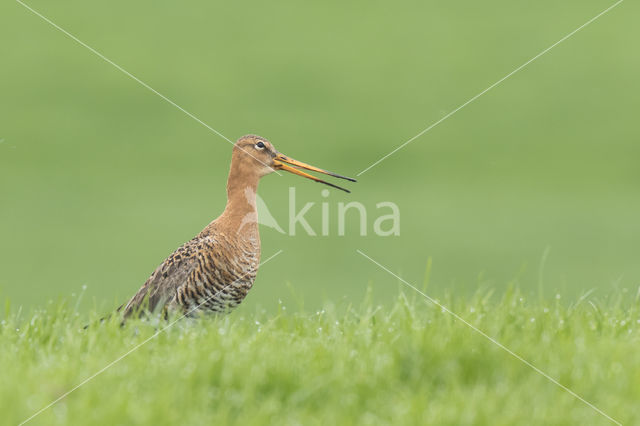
[1,0,638,312]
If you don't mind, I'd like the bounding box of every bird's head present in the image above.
[232,135,356,192]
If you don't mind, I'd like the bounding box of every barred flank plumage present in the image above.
[122,231,259,318]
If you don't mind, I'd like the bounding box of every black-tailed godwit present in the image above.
[121,135,355,319]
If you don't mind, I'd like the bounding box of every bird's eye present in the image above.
[256,141,265,149]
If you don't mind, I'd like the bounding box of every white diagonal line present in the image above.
[357,0,624,176]
[18,249,284,426]
[15,0,281,174]
[356,249,621,425]
[16,0,230,142]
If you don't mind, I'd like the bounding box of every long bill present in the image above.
[273,152,356,193]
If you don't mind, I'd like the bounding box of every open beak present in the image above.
[273,152,356,193]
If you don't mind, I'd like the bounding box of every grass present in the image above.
[3,287,639,425]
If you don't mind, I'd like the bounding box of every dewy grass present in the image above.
[2,287,639,425]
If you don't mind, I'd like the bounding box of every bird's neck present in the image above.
[213,165,261,236]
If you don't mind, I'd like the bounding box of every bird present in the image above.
[120,135,355,319]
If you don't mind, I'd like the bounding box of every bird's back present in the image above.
[122,227,260,319]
